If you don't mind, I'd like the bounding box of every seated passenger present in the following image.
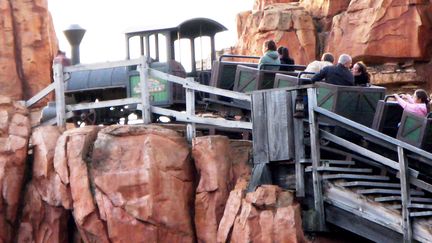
[352,61,370,86]
[394,89,430,117]
[278,46,295,71]
[259,40,280,71]
[311,54,354,86]
[302,52,334,78]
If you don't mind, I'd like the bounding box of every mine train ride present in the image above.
[42,17,432,154]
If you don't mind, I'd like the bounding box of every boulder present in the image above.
[0,96,30,242]
[326,0,432,63]
[254,0,299,11]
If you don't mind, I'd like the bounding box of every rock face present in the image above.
[0,0,57,102]
[236,3,317,65]
[253,0,299,11]
[0,96,30,242]
[217,183,306,243]
[326,0,432,63]
[17,126,70,243]
[192,136,252,243]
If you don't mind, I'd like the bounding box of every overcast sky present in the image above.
[48,0,254,63]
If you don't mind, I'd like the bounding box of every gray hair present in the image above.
[338,54,352,65]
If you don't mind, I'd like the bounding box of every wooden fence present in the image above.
[26,56,252,141]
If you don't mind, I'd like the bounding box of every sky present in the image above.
[48,0,254,64]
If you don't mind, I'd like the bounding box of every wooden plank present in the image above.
[410,211,432,217]
[26,82,55,107]
[186,86,196,143]
[323,174,389,181]
[408,204,432,209]
[320,130,419,178]
[63,58,142,72]
[53,63,66,127]
[325,205,403,243]
[398,146,412,243]
[293,90,305,197]
[67,97,140,111]
[266,90,293,161]
[150,69,251,102]
[307,87,325,230]
[322,160,356,166]
[251,92,269,164]
[376,196,432,203]
[149,106,252,129]
[139,56,151,124]
[314,106,432,161]
[408,177,432,193]
[305,166,372,173]
[358,189,423,196]
[341,181,401,188]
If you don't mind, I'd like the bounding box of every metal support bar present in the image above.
[53,63,66,128]
[398,146,412,243]
[307,87,325,230]
[139,56,151,124]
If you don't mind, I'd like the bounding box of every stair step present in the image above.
[410,211,432,217]
[305,166,372,173]
[375,196,432,203]
[341,181,400,188]
[358,189,424,196]
[409,203,432,209]
[323,174,389,181]
[321,160,355,166]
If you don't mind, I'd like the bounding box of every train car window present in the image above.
[194,36,211,71]
[149,35,157,60]
[158,34,167,62]
[174,38,192,73]
[128,36,145,60]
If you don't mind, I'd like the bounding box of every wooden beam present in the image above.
[185,85,196,143]
[293,90,305,197]
[398,146,412,243]
[66,97,140,111]
[149,69,251,101]
[139,56,151,124]
[53,63,66,128]
[149,106,252,129]
[307,87,325,230]
[26,82,55,107]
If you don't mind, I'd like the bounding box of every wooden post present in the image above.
[292,90,305,197]
[53,63,66,127]
[139,55,151,124]
[398,146,412,243]
[307,87,325,230]
[186,77,196,142]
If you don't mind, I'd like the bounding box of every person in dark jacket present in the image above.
[278,46,295,71]
[311,54,354,86]
[259,40,280,71]
[352,61,370,86]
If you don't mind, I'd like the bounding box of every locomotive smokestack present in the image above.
[63,24,86,65]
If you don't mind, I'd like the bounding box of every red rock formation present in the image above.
[0,0,57,102]
[254,0,298,11]
[17,126,71,243]
[0,96,30,242]
[300,0,350,31]
[192,137,252,243]
[235,3,316,65]
[91,125,195,242]
[218,183,306,243]
[326,0,432,63]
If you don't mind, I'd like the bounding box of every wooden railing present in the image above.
[27,56,252,141]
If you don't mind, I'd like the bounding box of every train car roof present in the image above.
[124,17,227,39]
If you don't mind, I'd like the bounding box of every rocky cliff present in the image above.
[235,0,432,92]
[0,0,57,102]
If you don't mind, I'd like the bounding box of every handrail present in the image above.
[313,106,432,161]
[259,63,306,70]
